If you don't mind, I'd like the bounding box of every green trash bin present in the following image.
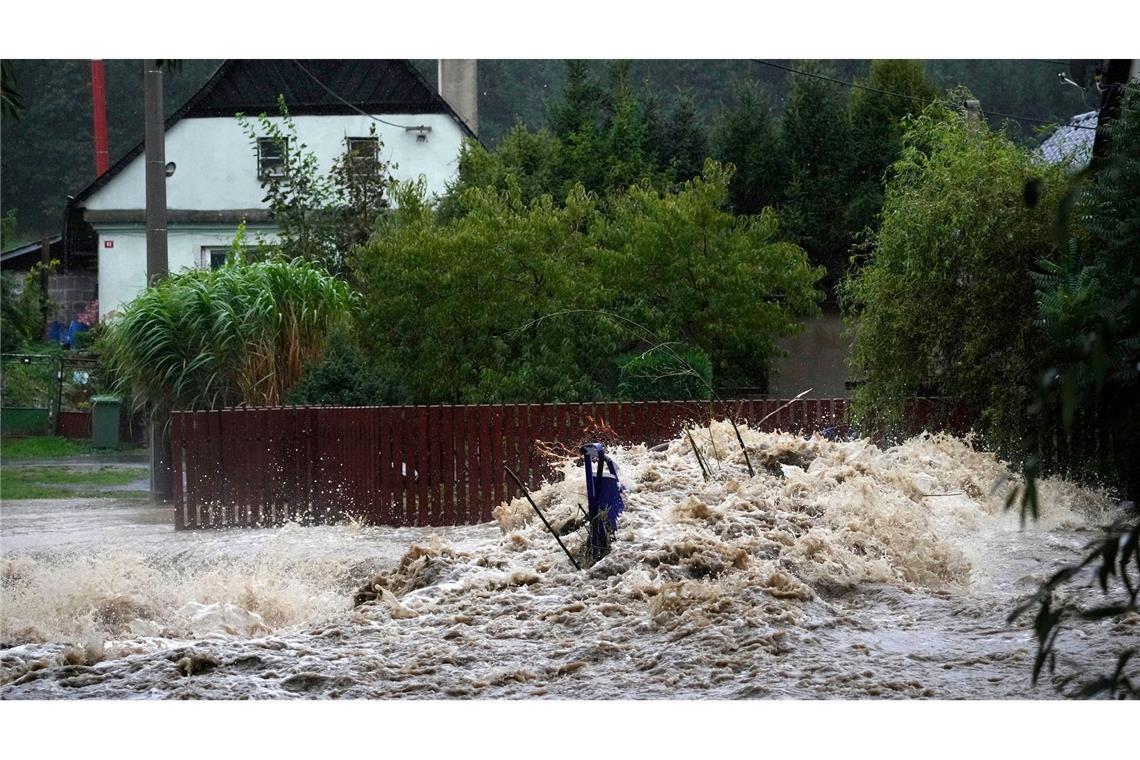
[91,395,122,449]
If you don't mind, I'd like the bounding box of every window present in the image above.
[345,136,380,175]
[257,137,287,178]
[202,247,230,270]
[201,246,266,270]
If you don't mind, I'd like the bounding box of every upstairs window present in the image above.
[201,246,267,270]
[257,137,287,179]
[345,136,380,175]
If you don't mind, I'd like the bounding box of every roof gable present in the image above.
[70,59,475,206]
[184,60,464,118]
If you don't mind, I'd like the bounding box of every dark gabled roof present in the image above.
[184,60,462,118]
[70,59,476,207]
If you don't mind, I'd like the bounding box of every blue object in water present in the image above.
[580,442,625,561]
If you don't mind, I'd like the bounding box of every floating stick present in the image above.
[686,429,710,481]
[505,466,581,570]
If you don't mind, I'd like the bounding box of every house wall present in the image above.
[47,272,98,325]
[85,112,466,211]
[96,224,277,318]
[87,111,466,318]
[767,308,853,399]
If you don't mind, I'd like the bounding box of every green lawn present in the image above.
[0,435,142,462]
[0,464,148,500]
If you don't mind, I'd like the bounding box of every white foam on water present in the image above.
[1,423,1132,698]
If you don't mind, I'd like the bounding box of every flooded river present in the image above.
[2,424,1135,699]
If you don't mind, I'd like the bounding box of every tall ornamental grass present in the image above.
[103,256,353,415]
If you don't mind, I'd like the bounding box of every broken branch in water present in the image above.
[504,466,581,571]
[686,429,710,481]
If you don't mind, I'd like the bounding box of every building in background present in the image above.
[65,59,477,318]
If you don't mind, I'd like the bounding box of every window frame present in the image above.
[256,136,288,179]
[345,136,380,176]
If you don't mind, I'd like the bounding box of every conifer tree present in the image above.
[714,80,786,215]
[847,59,938,237]
[780,61,855,296]
[663,91,709,183]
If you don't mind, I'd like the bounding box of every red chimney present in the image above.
[91,60,109,176]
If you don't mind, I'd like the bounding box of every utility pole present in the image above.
[144,60,168,283]
[144,59,171,502]
[1091,59,1134,163]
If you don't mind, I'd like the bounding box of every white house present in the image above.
[67,60,476,318]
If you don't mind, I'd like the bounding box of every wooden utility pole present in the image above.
[39,236,52,328]
[1091,59,1134,163]
[144,59,172,502]
[144,60,168,283]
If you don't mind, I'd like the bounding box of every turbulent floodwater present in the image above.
[2,423,1136,699]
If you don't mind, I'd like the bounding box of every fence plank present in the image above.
[172,413,186,530]
[426,405,441,526]
[491,404,505,511]
[473,405,488,522]
[231,408,247,527]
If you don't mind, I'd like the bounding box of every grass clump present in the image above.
[0,464,146,500]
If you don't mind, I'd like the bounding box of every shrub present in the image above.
[286,329,406,406]
[841,100,1068,453]
[103,256,353,416]
[617,344,713,401]
[352,162,822,403]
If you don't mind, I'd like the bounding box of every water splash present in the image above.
[1,424,1130,698]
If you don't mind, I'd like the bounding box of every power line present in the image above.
[749,59,1097,130]
[290,60,432,131]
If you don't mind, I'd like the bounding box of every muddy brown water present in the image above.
[1,424,1136,699]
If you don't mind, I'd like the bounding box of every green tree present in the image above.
[662,91,709,183]
[847,59,939,237]
[599,61,654,191]
[1005,90,1140,700]
[640,87,670,176]
[546,60,603,141]
[287,327,404,406]
[438,125,561,220]
[841,101,1068,450]
[713,79,786,215]
[1,269,49,352]
[598,161,824,390]
[780,61,855,295]
[353,162,823,402]
[237,99,392,273]
[1031,82,1140,491]
[352,179,613,404]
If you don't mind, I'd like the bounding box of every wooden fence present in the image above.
[170,397,969,530]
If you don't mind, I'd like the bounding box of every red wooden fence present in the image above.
[170,398,965,530]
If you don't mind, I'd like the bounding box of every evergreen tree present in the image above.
[847,60,939,237]
[662,91,709,183]
[640,86,670,176]
[545,60,606,193]
[546,60,603,140]
[714,79,786,215]
[780,61,855,296]
[599,61,653,190]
